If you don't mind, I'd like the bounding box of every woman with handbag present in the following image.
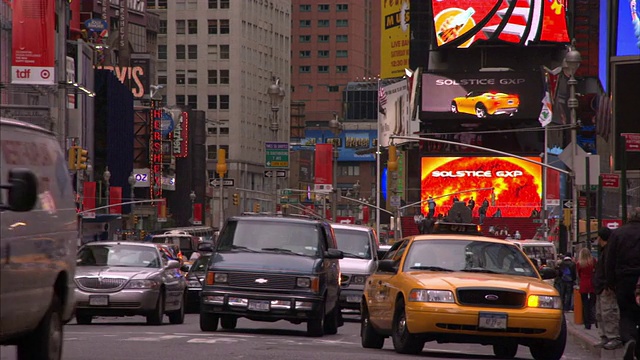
[577,247,597,329]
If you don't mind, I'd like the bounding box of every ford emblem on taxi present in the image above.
[485,294,499,301]
[255,278,268,284]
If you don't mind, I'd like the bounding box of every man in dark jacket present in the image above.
[593,227,622,349]
[605,207,640,360]
[557,255,577,311]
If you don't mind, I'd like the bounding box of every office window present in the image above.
[219,70,229,84]
[176,45,185,59]
[176,71,185,84]
[158,75,167,85]
[188,45,197,59]
[208,0,217,9]
[208,45,218,57]
[208,19,217,34]
[220,19,229,34]
[158,0,167,9]
[187,70,197,84]
[299,35,311,43]
[300,20,311,27]
[337,4,348,11]
[336,65,348,73]
[208,95,217,109]
[187,95,197,108]
[318,35,329,42]
[299,50,311,58]
[336,19,348,27]
[176,20,185,34]
[188,19,197,34]
[299,66,310,73]
[318,50,329,58]
[220,45,229,59]
[328,85,339,92]
[336,35,348,42]
[339,164,359,176]
[299,4,311,11]
[318,20,329,27]
[336,50,348,57]
[318,66,329,73]
[176,95,186,105]
[208,70,217,84]
[207,145,217,159]
[159,20,167,34]
[158,45,167,59]
[220,0,229,8]
[318,4,329,11]
[220,95,229,109]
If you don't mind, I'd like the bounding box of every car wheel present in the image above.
[391,299,424,354]
[493,342,518,358]
[529,317,567,360]
[146,291,165,325]
[200,312,219,332]
[75,312,93,325]
[17,294,63,360]
[475,104,487,118]
[220,316,237,330]
[361,303,384,349]
[168,292,186,325]
[323,304,339,335]
[451,101,458,113]
[307,303,324,337]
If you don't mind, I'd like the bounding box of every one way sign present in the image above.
[563,200,573,208]
[264,170,287,178]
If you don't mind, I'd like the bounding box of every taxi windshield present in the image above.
[403,240,538,278]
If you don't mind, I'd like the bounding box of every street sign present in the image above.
[264,170,287,178]
[209,178,235,187]
[279,197,299,204]
[314,184,332,193]
[563,200,573,208]
[621,133,640,152]
[390,195,401,207]
[265,142,290,169]
[82,211,96,219]
[545,199,560,206]
[279,189,292,196]
[579,196,587,207]
[602,219,623,230]
[601,173,620,188]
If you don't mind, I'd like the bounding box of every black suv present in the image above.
[199,215,344,337]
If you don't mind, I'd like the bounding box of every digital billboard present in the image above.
[293,129,377,162]
[616,0,640,56]
[430,0,569,48]
[421,72,543,120]
[421,157,542,218]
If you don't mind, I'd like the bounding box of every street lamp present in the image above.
[267,76,285,211]
[190,190,196,224]
[329,113,343,222]
[564,41,581,250]
[103,166,111,207]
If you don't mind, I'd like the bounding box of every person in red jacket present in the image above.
[577,247,597,329]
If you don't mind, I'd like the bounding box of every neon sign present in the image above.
[150,101,163,199]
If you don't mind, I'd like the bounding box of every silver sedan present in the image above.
[74,242,187,325]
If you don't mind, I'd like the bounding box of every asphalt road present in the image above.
[0,314,595,360]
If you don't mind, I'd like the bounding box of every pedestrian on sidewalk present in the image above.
[593,227,623,350]
[576,247,597,330]
[427,196,436,219]
[605,207,640,360]
[557,254,577,312]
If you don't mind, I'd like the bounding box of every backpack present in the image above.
[561,265,573,282]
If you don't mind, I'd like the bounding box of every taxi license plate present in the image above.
[248,300,270,312]
[478,312,507,330]
[89,295,109,306]
[346,296,360,303]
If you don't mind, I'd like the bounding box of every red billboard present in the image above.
[109,187,123,215]
[314,144,333,186]
[421,157,542,217]
[431,0,569,48]
[11,0,56,85]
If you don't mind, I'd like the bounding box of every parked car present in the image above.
[199,215,344,337]
[0,118,79,360]
[331,223,379,312]
[185,253,211,312]
[451,91,519,118]
[74,242,187,325]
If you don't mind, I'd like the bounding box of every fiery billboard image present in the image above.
[421,157,542,218]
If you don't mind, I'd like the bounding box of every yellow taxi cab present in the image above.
[361,221,565,360]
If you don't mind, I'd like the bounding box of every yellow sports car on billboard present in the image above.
[360,224,565,359]
[451,91,520,118]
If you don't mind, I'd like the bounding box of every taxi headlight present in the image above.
[527,295,562,309]
[408,289,454,303]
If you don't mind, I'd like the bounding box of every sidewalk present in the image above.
[566,311,626,359]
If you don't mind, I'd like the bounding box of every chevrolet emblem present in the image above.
[255,278,268,284]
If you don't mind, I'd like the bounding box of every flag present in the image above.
[538,91,553,127]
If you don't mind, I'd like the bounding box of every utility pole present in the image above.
[56,0,69,146]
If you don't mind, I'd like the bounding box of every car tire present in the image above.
[146,292,165,325]
[168,292,186,325]
[493,342,518,358]
[323,304,339,335]
[529,317,567,360]
[451,101,458,113]
[475,103,487,118]
[307,303,324,337]
[361,304,384,349]
[200,312,219,332]
[16,294,63,360]
[220,316,237,330]
[75,312,92,325]
[391,299,423,355]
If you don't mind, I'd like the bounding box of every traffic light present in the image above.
[253,203,260,212]
[68,146,78,170]
[133,215,139,225]
[75,147,89,170]
[563,208,572,226]
[216,148,227,178]
[387,145,398,172]
[232,193,239,206]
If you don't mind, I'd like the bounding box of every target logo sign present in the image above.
[40,69,50,79]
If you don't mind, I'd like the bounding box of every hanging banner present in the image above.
[380,0,410,79]
[363,206,370,224]
[83,181,97,211]
[109,187,123,214]
[11,0,56,85]
[314,144,333,191]
[157,199,167,222]
[193,203,202,225]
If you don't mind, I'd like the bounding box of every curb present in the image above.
[566,324,601,359]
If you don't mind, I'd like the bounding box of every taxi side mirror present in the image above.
[377,259,398,273]
[539,267,557,280]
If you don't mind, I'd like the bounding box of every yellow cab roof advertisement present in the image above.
[381,0,410,79]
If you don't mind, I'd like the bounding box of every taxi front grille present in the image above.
[228,272,296,290]
[456,288,525,308]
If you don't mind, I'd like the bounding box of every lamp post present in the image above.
[564,42,581,250]
[103,166,111,209]
[329,113,342,221]
[267,77,285,212]
[189,190,196,224]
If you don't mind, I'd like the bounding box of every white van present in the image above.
[0,118,79,359]
[510,239,558,267]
